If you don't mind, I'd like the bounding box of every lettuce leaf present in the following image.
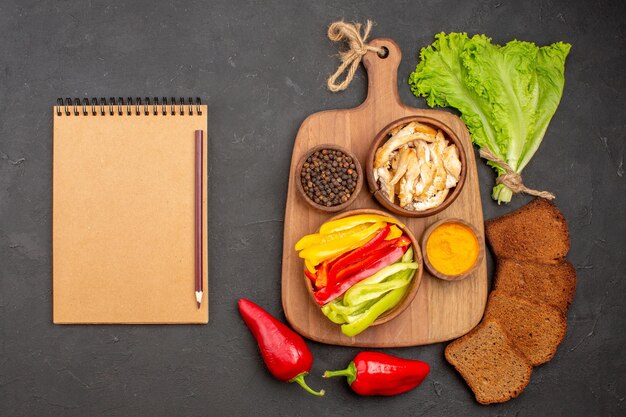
[409,33,570,203]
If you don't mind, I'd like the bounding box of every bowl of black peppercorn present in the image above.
[296,144,363,213]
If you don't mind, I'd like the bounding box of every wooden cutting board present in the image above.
[281,38,487,347]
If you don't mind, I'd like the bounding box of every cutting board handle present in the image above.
[362,38,403,105]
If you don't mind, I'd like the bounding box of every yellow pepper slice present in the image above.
[295,223,370,252]
[299,222,384,267]
[319,214,403,235]
[304,259,317,274]
[385,225,403,240]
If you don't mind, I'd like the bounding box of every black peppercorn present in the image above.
[300,148,359,208]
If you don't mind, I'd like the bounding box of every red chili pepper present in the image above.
[323,352,430,396]
[238,299,325,396]
[314,245,406,305]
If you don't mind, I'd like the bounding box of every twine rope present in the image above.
[479,147,555,200]
[326,20,385,92]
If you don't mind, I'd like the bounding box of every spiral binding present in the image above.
[55,97,203,116]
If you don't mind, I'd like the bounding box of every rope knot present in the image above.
[479,147,555,200]
[326,20,384,93]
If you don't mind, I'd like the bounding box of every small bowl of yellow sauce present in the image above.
[421,219,483,281]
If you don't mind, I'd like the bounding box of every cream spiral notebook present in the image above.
[53,97,208,324]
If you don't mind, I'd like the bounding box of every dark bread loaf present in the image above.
[494,258,576,313]
[485,198,570,263]
[484,291,567,366]
[445,319,532,404]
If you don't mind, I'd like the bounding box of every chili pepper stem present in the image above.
[322,361,357,385]
[289,372,325,396]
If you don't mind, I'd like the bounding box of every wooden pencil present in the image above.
[195,130,203,309]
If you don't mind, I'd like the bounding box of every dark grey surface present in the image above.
[1,0,624,415]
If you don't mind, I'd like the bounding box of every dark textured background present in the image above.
[1,0,624,415]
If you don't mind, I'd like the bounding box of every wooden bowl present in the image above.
[420,218,484,281]
[295,144,363,213]
[366,115,467,218]
[303,208,424,327]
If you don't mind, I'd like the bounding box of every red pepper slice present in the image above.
[323,351,430,396]
[330,235,411,284]
[304,269,316,284]
[393,236,412,248]
[332,246,390,284]
[325,224,390,273]
[314,245,406,305]
[327,225,390,283]
[314,260,329,289]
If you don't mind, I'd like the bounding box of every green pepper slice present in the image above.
[343,268,416,306]
[340,286,409,337]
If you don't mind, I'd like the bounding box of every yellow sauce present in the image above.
[426,222,479,276]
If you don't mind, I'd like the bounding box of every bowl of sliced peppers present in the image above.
[295,209,423,337]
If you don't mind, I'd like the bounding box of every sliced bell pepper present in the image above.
[331,248,387,285]
[393,236,412,248]
[304,259,317,275]
[329,236,411,284]
[340,285,409,337]
[385,225,403,240]
[325,251,352,271]
[327,225,391,284]
[314,246,407,306]
[326,244,360,271]
[322,300,363,325]
[343,267,416,306]
[321,305,347,324]
[299,222,384,267]
[319,215,404,235]
[327,298,376,324]
[322,227,386,280]
[348,259,417,289]
[304,269,317,284]
[314,260,329,288]
[320,268,414,325]
[401,246,414,263]
[295,223,370,251]
[319,247,417,333]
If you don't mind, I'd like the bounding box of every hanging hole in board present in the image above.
[377,46,389,59]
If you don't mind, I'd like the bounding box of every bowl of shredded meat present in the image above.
[366,116,467,218]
